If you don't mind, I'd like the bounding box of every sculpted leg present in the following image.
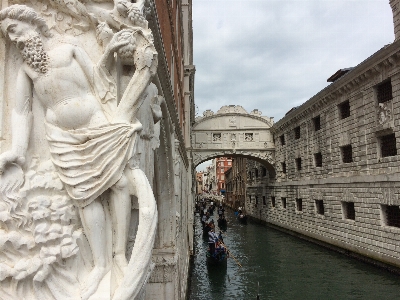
[79,200,109,300]
[109,174,132,271]
[112,168,157,300]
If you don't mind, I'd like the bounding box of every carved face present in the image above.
[1,18,38,50]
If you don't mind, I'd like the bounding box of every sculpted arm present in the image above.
[0,69,33,173]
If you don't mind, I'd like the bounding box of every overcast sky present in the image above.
[193,0,393,120]
[193,0,393,172]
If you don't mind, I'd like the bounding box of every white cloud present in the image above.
[193,0,393,121]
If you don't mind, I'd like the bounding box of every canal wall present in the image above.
[244,25,400,269]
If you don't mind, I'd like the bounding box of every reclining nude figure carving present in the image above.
[0,3,159,300]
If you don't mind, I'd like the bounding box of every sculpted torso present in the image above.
[24,43,108,130]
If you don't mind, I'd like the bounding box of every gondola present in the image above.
[237,213,247,224]
[217,216,227,230]
[206,243,228,265]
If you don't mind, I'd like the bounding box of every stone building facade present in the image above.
[241,2,400,271]
[225,157,248,208]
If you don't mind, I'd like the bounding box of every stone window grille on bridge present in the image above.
[245,133,254,141]
[280,134,285,145]
[294,126,301,139]
[341,145,353,163]
[314,152,322,167]
[296,198,303,212]
[379,133,397,157]
[271,197,276,207]
[295,157,302,171]
[213,133,221,142]
[381,205,400,228]
[339,100,350,119]
[342,202,355,220]
[281,197,287,209]
[255,168,259,178]
[248,195,252,203]
[255,196,258,206]
[377,80,393,104]
[315,200,324,215]
[313,115,321,131]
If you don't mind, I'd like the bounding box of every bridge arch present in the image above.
[191,105,276,177]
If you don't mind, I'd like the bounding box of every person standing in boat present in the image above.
[208,223,219,255]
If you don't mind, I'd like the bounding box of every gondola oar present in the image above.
[219,241,242,268]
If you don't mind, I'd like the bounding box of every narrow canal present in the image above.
[189,208,400,300]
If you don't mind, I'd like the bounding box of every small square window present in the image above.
[313,116,321,131]
[342,202,355,220]
[339,100,350,119]
[296,198,303,212]
[314,152,322,167]
[281,162,287,174]
[281,197,287,209]
[380,133,397,157]
[341,145,353,163]
[377,80,393,104]
[315,200,324,215]
[263,196,266,205]
[381,205,400,228]
[271,196,276,207]
[280,135,285,145]
[294,126,301,139]
[295,157,302,171]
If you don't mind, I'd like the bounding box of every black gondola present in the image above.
[217,216,227,230]
[237,213,247,224]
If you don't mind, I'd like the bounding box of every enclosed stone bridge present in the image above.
[190,105,276,176]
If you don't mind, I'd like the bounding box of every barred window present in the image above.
[341,145,353,163]
[294,126,301,139]
[281,162,287,174]
[314,152,322,167]
[377,80,393,104]
[342,202,355,220]
[271,196,276,207]
[280,134,285,145]
[263,196,266,205]
[315,200,324,215]
[295,157,302,171]
[281,197,287,209]
[381,205,400,228]
[339,100,350,119]
[296,198,303,212]
[313,115,321,131]
[380,133,397,157]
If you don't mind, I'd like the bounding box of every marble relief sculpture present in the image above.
[0,1,160,299]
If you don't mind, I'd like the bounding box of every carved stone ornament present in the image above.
[0,2,160,300]
[377,102,392,125]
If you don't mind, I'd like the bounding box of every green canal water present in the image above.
[188,209,400,300]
